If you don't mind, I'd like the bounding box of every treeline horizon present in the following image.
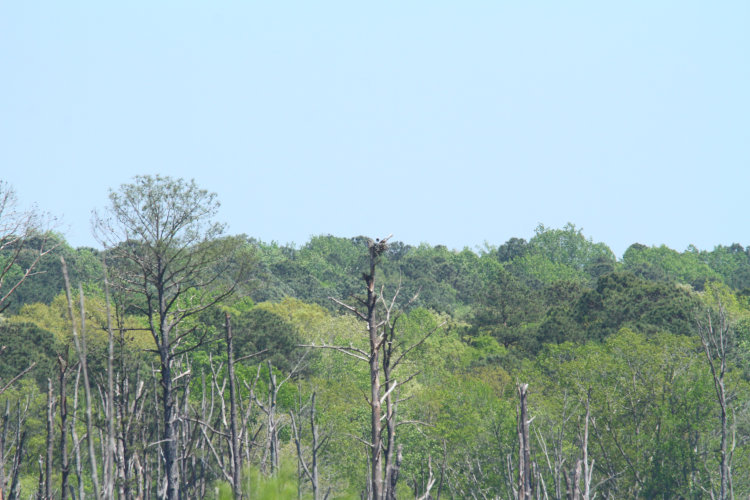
[0,177,748,499]
[7,223,750,314]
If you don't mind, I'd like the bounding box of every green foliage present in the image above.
[507,223,616,286]
[623,243,721,289]
[471,260,544,349]
[298,235,367,297]
[254,298,329,343]
[4,215,750,498]
[495,237,529,263]
[0,232,104,314]
[406,367,516,498]
[0,320,57,387]
[508,252,587,286]
[527,329,734,498]
[232,307,305,374]
[393,244,486,316]
[210,460,299,500]
[248,239,306,302]
[539,270,698,342]
[0,379,48,496]
[249,236,367,308]
[700,243,750,290]
[529,223,616,269]
[397,308,472,375]
[247,227,618,321]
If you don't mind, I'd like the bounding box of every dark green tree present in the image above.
[472,260,543,350]
[4,235,103,312]
[0,321,57,388]
[702,243,750,291]
[574,271,697,340]
[495,237,529,263]
[0,182,58,314]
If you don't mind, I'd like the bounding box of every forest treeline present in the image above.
[0,177,748,499]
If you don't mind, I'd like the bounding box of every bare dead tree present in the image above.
[115,364,148,500]
[0,399,9,497]
[379,289,440,500]
[291,392,330,500]
[0,181,58,315]
[415,455,437,500]
[8,429,25,500]
[7,399,30,500]
[107,291,152,500]
[578,391,593,500]
[533,390,572,500]
[215,314,269,498]
[253,358,307,476]
[197,371,210,500]
[258,363,282,476]
[190,344,267,498]
[517,384,533,500]
[536,387,594,500]
[61,258,102,500]
[173,355,202,498]
[93,175,248,500]
[317,235,392,500]
[176,355,210,499]
[57,351,71,500]
[44,378,55,500]
[225,313,243,500]
[304,235,442,500]
[71,365,85,500]
[36,454,44,500]
[192,356,233,487]
[0,185,55,498]
[103,259,116,500]
[696,304,735,500]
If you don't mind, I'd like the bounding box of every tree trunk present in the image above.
[310,393,322,500]
[365,253,384,500]
[267,363,280,474]
[78,284,102,500]
[103,261,116,500]
[8,427,25,500]
[71,368,86,500]
[582,392,593,500]
[161,346,179,500]
[226,313,243,499]
[45,379,55,500]
[697,306,732,500]
[61,258,101,500]
[58,354,69,500]
[518,384,532,500]
[0,400,9,499]
[321,236,433,500]
[291,392,326,500]
[385,445,402,500]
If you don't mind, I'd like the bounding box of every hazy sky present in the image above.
[2,2,748,258]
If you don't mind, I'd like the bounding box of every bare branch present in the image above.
[391,321,446,369]
[235,348,270,363]
[328,296,367,321]
[0,362,36,396]
[299,343,369,362]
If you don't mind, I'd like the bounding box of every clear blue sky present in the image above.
[2,2,748,258]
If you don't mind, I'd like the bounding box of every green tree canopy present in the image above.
[0,320,57,387]
[571,270,697,340]
[507,223,616,286]
[623,243,720,289]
